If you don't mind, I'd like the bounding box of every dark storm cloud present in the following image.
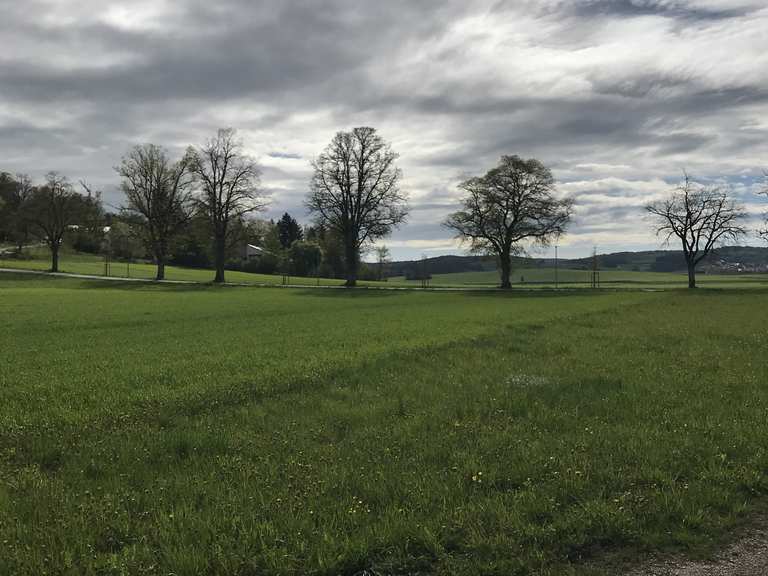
[0,0,766,258]
[591,72,695,99]
[567,0,748,20]
[0,0,464,105]
[267,152,303,160]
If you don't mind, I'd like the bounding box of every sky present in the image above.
[1,0,767,260]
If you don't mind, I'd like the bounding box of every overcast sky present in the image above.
[1,0,766,259]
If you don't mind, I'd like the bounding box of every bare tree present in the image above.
[76,180,106,250]
[646,174,747,288]
[375,245,391,281]
[117,144,194,280]
[759,170,768,242]
[444,155,572,289]
[26,172,92,272]
[307,127,408,287]
[190,128,265,283]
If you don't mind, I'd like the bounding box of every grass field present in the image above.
[3,247,768,290]
[391,268,768,289]
[0,248,347,286]
[2,274,768,575]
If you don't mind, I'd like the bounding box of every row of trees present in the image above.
[257,215,391,281]
[118,126,410,285]
[2,124,766,289]
[0,127,407,286]
[0,172,103,271]
[443,157,765,290]
[118,129,262,282]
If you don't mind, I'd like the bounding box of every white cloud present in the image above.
[0,0,766,259]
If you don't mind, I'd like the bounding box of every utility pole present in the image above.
[102,227,111,277]
[590,246,600,289]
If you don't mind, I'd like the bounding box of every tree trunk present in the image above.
[213,235,226,283]
[17,228,29,254]
[50,243,59,273]
[345,241,358,288]
[154,241,167,281]
[155,259,166,281]
[499,248,512,289]
[687,260,696,289]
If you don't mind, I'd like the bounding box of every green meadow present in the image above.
[0,249,344,286]
[4,248,768,290]
[2,273,768,575]
[391,268,768,289]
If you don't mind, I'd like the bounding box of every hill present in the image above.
[385,246,768,278]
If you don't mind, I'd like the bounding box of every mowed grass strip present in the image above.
[1,276,767,575]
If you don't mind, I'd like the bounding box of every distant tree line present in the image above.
[2,126,767,288]
[0,172,103,272]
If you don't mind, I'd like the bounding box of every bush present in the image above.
[242,252,279,275]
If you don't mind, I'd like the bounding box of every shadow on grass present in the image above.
[8,270,768,299]
[74,279,244,292]
[0,271,62,283]
[459,288,618,299]
[292,287,409,298]
[291,285,629,300]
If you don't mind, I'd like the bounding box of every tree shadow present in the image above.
[72,279,233,292]
[459,288,630,299]
[291,286,407,298]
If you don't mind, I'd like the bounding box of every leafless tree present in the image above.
[190,128,265,283]
[759,170,768,242]
[76,180,106,247]
[646,174,746,288]
[26,172,92,272]
[117,144,194,280]
[307,127,408,287]
[444,155,572,289]
[375,245,391,281]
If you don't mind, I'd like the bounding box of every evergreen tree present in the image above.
[277,212,303,249]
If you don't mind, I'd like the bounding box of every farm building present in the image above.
[242,244,267,261]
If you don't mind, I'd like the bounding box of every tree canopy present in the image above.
[646,174,746,288]
[190,128,265,283]
[307,127,407,286]
[117,143,194,280]
[445,155,572,288]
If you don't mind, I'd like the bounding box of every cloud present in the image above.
[0,0,766,259]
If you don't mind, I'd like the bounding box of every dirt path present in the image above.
[628,522,768,576]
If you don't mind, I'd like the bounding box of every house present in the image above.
[242,244,266,261]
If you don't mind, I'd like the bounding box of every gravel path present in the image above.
[629,522,768,576]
